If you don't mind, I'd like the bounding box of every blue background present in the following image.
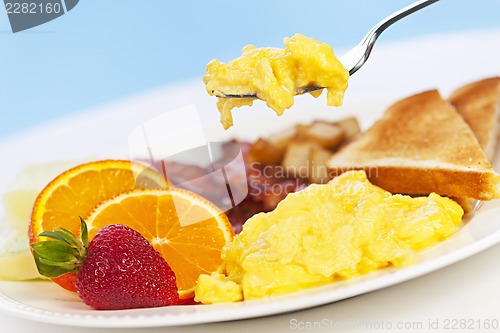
[0,0,499,139]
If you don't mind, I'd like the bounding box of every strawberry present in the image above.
[31,218,179,310]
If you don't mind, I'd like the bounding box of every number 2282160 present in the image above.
[5,2,62,14]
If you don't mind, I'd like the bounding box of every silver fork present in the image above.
[215,0,440,99]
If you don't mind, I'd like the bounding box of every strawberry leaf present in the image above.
[31,219,90,279]
[40,227,85,255]
[39,229,76,247]
[32,251,78,278]
[80,216,89,247]
[31,241,80,262]
[37,256,80,269]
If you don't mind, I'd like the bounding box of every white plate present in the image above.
[0,29,500,328]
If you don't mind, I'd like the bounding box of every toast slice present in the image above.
[449,77,500,160]
[327,90,500,201]
[448,77,500,210]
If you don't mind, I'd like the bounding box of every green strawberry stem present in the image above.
[31,217,89,278]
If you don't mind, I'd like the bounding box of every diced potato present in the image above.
[248,138,284,166]
[309,146,333,184]
[282,142,315,178]
[300,122,344,149]
[249,117,360,173]
[294,124,308,141]
[268,126,298,149]
[333,117,361,141]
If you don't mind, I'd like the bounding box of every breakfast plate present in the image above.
[0,29,499,328]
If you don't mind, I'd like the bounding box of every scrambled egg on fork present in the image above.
[203,34,350,129]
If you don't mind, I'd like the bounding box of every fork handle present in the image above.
[347,0,440,75]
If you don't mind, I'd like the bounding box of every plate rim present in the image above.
[1,221,500,328]
[1,29,500,328]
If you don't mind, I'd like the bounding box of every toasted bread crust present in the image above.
[348,90,487,166]
[327,90,500,201]
[449,77,500,210]
[449,77,500,160]
[328,165,500,201]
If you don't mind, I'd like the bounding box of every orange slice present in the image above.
[84,188,234,300]
[29,160,167,290]
[30,160,167,242]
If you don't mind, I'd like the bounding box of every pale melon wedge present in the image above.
[1,161,82,281]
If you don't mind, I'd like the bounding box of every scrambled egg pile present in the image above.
[194,171,463,303]
[203,34,350,129]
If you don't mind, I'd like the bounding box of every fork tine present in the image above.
[212,90,257,98]
[214,85,323,99]
[339,44,370,76]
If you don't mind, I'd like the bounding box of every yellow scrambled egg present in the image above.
[203,34,349,129]
[194,171,463,303]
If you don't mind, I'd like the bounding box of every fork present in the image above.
[215,0,440,99]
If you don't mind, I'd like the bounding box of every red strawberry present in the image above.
[31,218,179,310]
